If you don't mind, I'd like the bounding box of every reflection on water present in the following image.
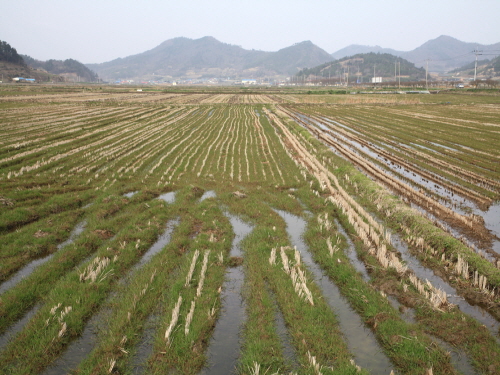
[275,210,393,374]
[0,221,86,295]
[200,190,216,202]
[0,304,41,351]
[199,214,253,375]
[129,313,161,374]
[158,191,176,204]
[334,219,370,281]
[132,219,179,271]
[392,234,500,340]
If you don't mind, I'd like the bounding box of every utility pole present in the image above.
[395,60,397,84]
[473,48,482,81]
[425,59,429,90]
[398,60,401,89]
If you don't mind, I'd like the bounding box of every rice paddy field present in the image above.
[0,85,499,374]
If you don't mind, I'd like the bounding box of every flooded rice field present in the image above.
[200,214,253,374]
[1,88,499,374]
[276,210,394,374]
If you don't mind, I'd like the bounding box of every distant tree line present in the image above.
[0,40,26,66]
[22,55,99,82]
[296,53,426,82]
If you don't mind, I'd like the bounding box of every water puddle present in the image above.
[42,307,106,375]
[42,217,179,374]
[275,210,393,374]
[200,190,216,202]
[431,336,477,375]
[334,219,370,282]
[392,234,500,339]
[480,203,500,256]
[318,116,364,137]
[0,221,86,295]
[0,304,41,351]
[123,191,138,198]
[158,191,176,204]
[199,214,253,375]
[427,141,460,152]
[271,289,299,371]
[387,296,416,324]
[129,312,161,374]
[131,219,179,272]
[387,297,476,373]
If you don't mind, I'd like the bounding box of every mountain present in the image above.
[331,36,500,73]
[401,35,499,72]
[297,53,426,82]
[22,55,99,82]
[0,40,64,82]
[0,40,26,67]
[449,55,500,78]
[86,37,333,81]
[254,41,334,76]
[331,45,403,60]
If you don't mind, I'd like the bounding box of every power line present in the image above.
[413,51,475,64]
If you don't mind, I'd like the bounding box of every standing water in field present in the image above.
[0,304,41,351]
[131,219,179,271]
[334,218,370,282]
[482,202,500,256]
[0,221,86,295]
[44,218,179,374]
[126,219,180,374]
[200,190,216,201]
[387,297,477,374]
[391,234,500,341]
[270,288,300,371]
[275,210,393,374]
[158,191,176,204]
[42,306,105,375]
[129,312,162,374]
[199,214,253,375]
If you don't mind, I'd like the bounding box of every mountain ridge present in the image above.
[331,35,500,72]
[86,37,334,81]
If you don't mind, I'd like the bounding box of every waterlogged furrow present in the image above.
[66,214,183,374]
[304,105,500,194]
[270,108,500,373]
[0,220,86,294]
[200,214,253,375]
[0,208,85,281]
[302,206,458,374]
[0,194,175,373]
[276,106,500,312]
[147,195,234,374]
[224,196,365,374]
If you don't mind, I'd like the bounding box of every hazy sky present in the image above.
[2,0,499,64]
